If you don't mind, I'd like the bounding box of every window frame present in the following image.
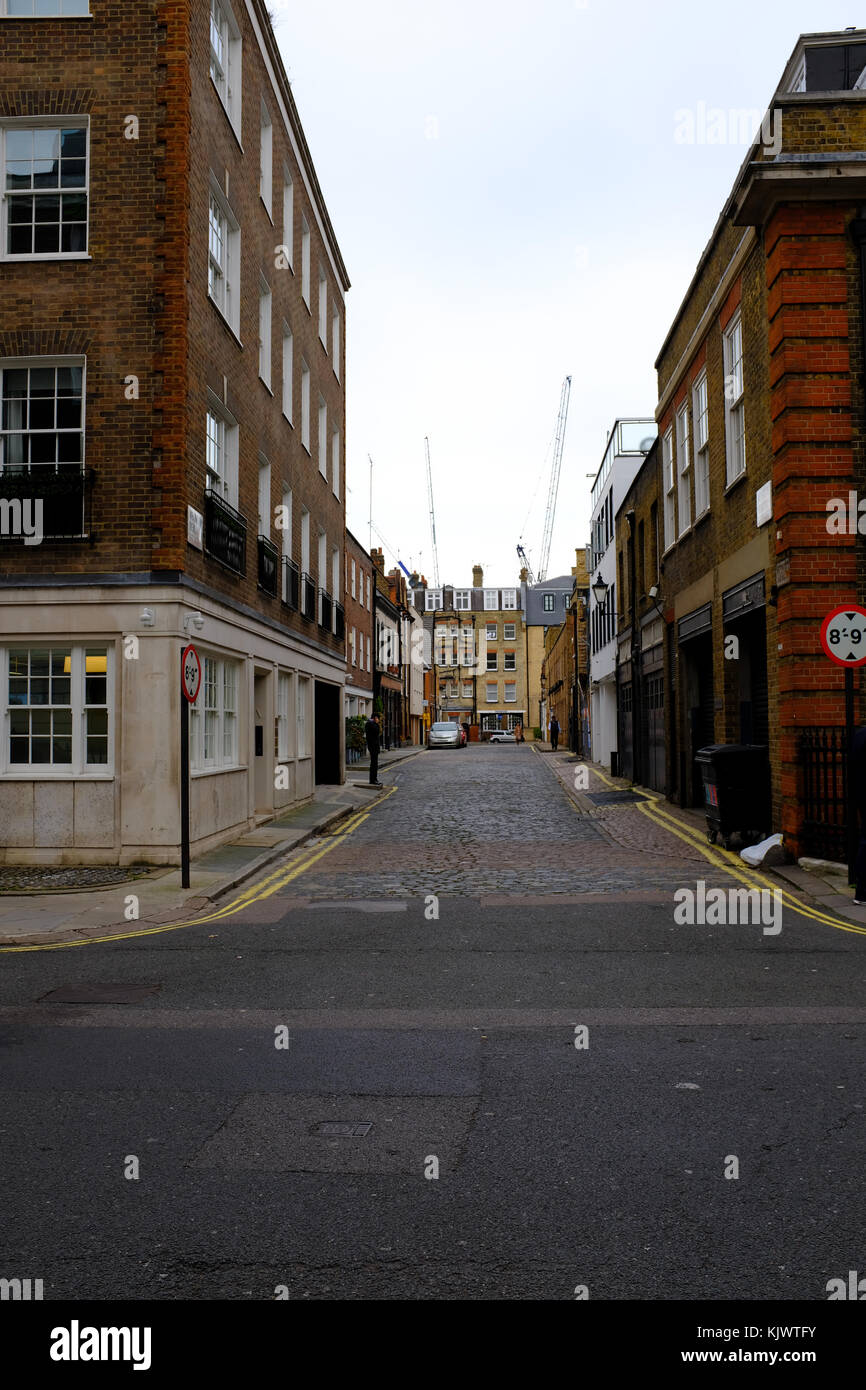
[300,358,310,452]
[501,588,517,610]
[205,391,239,509]
[301,215,311,308]
[723,310,746,487]
[662,425,675,552]
[209,0,242,137]
[675,399,691,536]
[259,99,273,218]
[2,643,112,777]
[1,119,90,262]
[258,274,272,389]
[207,177,240,335]
[692,368,710,518]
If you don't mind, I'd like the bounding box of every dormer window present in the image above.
[788,39,866,93]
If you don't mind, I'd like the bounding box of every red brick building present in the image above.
[0,0,350,863]
[616,28,866,859]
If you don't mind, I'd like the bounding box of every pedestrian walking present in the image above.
[852,725,866,903]
[549,714,560,753]
[365,713,383,786]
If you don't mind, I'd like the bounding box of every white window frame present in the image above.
[276,670,294,762]
[693,369,710,518]
[209,0,242,136]
[350,628,357,666]
[425,588,443,611]
[257,455,271,539]
[259,100,272,217]
[190,654,240,772]
[366,574,371,610]
[501,589,517,610]
[318,265,328,347]
[454,589,471,611]
[332,429,340,499]
[297,674,310,758]
[318,396,327,477]
[281,322,293,423]
[486,623,497,641]
[503,623,516,640]
[504,681,517,703]
[0,356,86,485]
[258,275,272,388]
[301,215,311,308]
[504,650,516,671]
[2,644,112,777]
[208,177,240,335]
[280,485,292,599]
[485,682,498,703]
[281,166,293,269]
[1,0,90,11]
[205,391,239,508]
[486,651,498,671]
[1,119,90,262]
[483,588,498,610]
[662,426,675,551]
[351,558,356,599]
[675,400,691,536]
[366,635,371,670]
[332,309,341,379]
[300,359,310,451]
[723,310,746,486]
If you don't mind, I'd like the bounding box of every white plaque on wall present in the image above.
[756,481,772,528]
[187,505,204,550]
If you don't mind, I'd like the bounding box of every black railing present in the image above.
[334,601,345,641]
[204,489,246,574]
[257,536,278,595]
[282,556,299,611]
[799,727,847,862]
[319,589,333,631]
[0,465,93,540]
[300,571,316,621]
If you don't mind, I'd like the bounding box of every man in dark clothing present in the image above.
[851,726,866,902]
[365,713,382,786]
[549,715,560,753]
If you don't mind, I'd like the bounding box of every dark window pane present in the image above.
[57,432,81,463]
[85,677,106,706]
[30,434,57,464]
[34,195,60,224]
[5,164,33,190]
[56,399,80,428]
[30,369,55,395]
[61,223,87,253]
[31,738,51,763]
[4,373,28,398]
[9,739,29,763]
[29,399,55,430]
[8,679,28,705]
[34,224,61,254]
[57,368,82,395]
[53,709,72,737]
[31,709,50,735]
[30,650,49,676]
[53,738,72,764]
[32,163,60,190]
[60,129,86,159]
[60,160,86,188]
[8,226,32,254]
[29,678,50,705]
[61,194,87,222]
[8,198,32,224]
[86,738,108,764]
[51,650,70,675]
[9,711,29,734]
[51,678,71,705]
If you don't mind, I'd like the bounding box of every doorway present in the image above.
[314,680,341,784]
[253,669,272,816]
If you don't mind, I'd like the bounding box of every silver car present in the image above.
[488,731,516,744]
[428,721,462,749]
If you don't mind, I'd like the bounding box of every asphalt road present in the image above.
[1,745,864,1301]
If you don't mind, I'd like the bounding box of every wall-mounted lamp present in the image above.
[140,607,155,627]
[183,611,205,633]
[591,575,609,604]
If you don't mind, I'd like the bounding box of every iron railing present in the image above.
[204,489,246,574]
[257,536,279,596]
[300,571,316,622]
[319,589,333,631]
[282,556,299,611]
[334,601,345,641]
[799,726,847,862]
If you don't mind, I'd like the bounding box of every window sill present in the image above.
[724,470,747,497]
[3,252,91,262]
[1,771,113,780]
[207,293,243,348]
[282,410,293,428]
[694,506,711,527]
[191,763,246,778]
[662,542,677,559]
[260,195,273,224]
[259,378,274,396]
[210,78,244,153]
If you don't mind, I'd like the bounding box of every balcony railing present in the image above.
[282,556,299,611]
[300,571,316,622]
[0,465,93,540]
[204,489,247,574]
[257,535,279,596]
[334,601,345,641]
[319,588,333,631]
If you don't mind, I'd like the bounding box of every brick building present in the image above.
[615,28,866,856]
[415,568,528,736]
[539,549,590,752]
[343,529,373,722]
[0,0,349,864]
[521,566,583,740]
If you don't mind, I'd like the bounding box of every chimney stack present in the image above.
[371,547,385,574]
[472,564,483,588]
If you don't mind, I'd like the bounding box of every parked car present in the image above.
[428,721,463,749]
[459,725,468,746]
[488,731,517,744]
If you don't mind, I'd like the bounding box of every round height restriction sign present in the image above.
[181,644,202,702]
[820,605,866,667]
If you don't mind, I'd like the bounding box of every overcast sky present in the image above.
[271,0,840,587]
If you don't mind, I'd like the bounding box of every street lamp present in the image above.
[592,575,609,604]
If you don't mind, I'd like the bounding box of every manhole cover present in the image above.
[39,982,162,1004]
[312,1122,373,1137]
[585,790,642,805]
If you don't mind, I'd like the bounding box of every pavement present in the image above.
[533,742,866,928]
[0,744,424,945]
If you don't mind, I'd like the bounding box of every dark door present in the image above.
[735,611,768,747]
[684,634,714,806]
[314,680,341,784]
[645,669,665,792]
[620,681,633,781]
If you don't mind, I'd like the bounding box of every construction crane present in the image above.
[516,542,534,585]
[424,435,440,588]
[537,375,571,582]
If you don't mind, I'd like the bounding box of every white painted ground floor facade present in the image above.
[589,675,617,771]
[0,581,346,866]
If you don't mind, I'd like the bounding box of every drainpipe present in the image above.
[626,509,640,784]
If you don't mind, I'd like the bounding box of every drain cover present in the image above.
[585,790,642,805]
[39,981,162,1004]
[313,1122,372,1137]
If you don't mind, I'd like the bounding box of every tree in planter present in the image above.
[345,715,367,761]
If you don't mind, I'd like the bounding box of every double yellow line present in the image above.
[0,786,397,955]
[585,767,866,938]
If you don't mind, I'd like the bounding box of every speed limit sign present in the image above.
[820,605,866,667]
[181,643,202,702]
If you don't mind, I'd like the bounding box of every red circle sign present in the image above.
[820,605,866,668]
[181,644,202,702]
